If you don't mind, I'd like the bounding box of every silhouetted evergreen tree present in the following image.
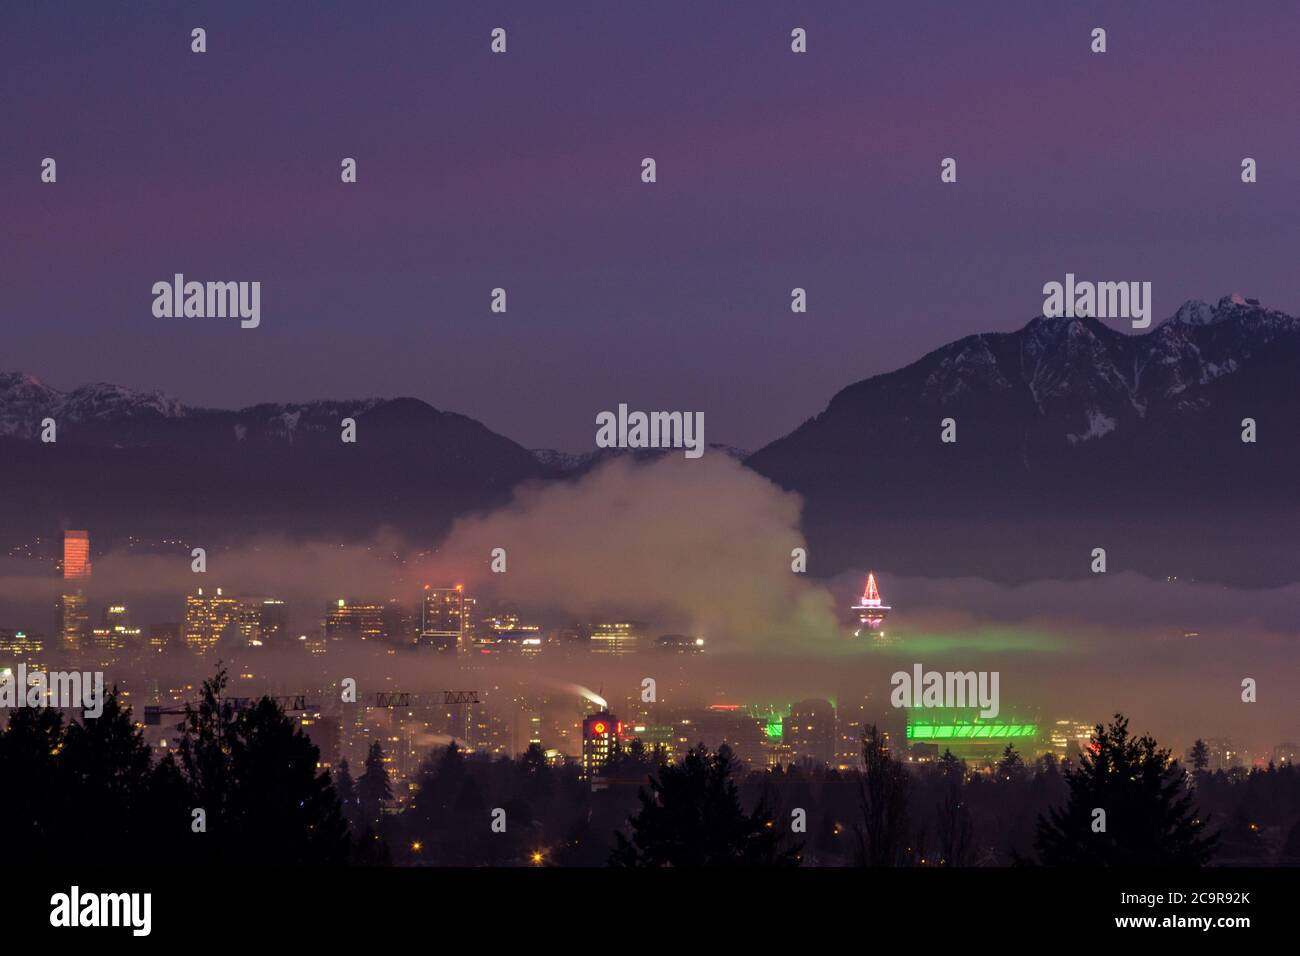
[858,724,910,865]
[356,741,393,828]
[611,744,799,866]
[0,706,68,857]
[174,667,350,864]
[59,688,173,862]
[1189,739,1210,773]
[934,748,974,866]
[1035,714,1217,865]
[335,759,358,828]
[996,744,1026,783]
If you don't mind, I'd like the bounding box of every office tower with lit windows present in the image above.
[590,621,645,655]
[1201,738,1244,772]
[581,709,622,781]
[325,599,386,644]
[0,629,44,670]
[1049,719,1096,760]
[57,591,89,653]
[183,587,243,655]
[62,530,91,579]
[147,622,180,655]
[783,698,838,767]
[653,633,704,653]
[57,529,92,652]
[242,598,288,647]
[382,599,416,645]
[419,586,466,652]
[89,602,142,664]
[1272,743,1299,767]
[678,705,766,767]
[833,693,874,770]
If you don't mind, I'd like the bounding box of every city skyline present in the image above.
[2,4,1297,919]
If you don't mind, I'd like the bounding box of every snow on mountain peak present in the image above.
[1171,300,1216,326]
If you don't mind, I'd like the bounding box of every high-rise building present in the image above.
[241,598,288,647]
[419,586,466,652]
[590,621,645,655]
[1201,738,1244,772]
[183,587,243,655]
[834,693,875,770]
[1049,719,1096,760]
[89,602,142,662]
[147,622,180,655]
[783,698,838,767]
[57,591,89,653]
[62,530,91,579]
[678,705,766,767]
[581,709,622,782]
[58,530,92,652]
[382,599,416,645]
[653,633,704,654]
[0,629,44,670]
[325,599,385,643]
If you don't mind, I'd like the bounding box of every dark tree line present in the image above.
[4,685,1292,867]
[0,667,348,865]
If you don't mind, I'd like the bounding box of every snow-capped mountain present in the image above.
[0,380,546,547]
[746,296,1300,584]
[0,374,190,439]
[5,295,1299,584]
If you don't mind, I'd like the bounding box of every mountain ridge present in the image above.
[3,293,1298,583]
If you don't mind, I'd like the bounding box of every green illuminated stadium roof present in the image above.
[907,723,1038,740]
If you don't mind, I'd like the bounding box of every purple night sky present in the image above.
[3,1,1298,451]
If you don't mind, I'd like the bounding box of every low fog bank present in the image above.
[0,454,1295,755]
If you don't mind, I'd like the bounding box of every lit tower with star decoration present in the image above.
[851,572,891,638]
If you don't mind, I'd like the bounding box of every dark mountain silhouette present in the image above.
[0,374,548,546]
[745,296,1300,585]
[4,293,1297,583]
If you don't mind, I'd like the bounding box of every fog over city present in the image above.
[3,455,1293,754]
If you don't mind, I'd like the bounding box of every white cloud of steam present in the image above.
[415,455,842,651]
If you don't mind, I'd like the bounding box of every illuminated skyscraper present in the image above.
[581,709,622,782]
[1049,719,1095,760]
[834,693,874,770]
[382,599,416,645]
[0,630,43,670]
[241,598,288,647]
[653,633,704,654]
[590,621,644,655]
[58,530,92,652]
[89,602,142,663]
[62,530,91,579]
[678,705,766,768]
[325,599,385,643]
[183,587,242,655]
[783,699,838,767]
[419,586,465,652]
[57,592,88,652]
[851,572,891,637]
